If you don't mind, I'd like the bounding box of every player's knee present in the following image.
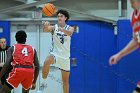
[62,78,69,85]
[44,56,54,65]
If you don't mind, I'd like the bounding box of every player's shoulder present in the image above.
[63,24,72,30]
[69,26,74,29]
[14,44,34,49]
[66,24,73,29]
[25,44,34,49]
[67,25,74,32]
[23,44,35,53]
[130,10,135,22]
[6,46,14,53]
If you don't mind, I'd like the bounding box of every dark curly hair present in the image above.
[56,9,69,22]
[15,30,27,43]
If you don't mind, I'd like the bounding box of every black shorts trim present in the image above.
[5,80,14,90]
[58,67,70,72]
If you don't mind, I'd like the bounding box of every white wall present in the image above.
[10,25,38,49]
[10,24,52,66]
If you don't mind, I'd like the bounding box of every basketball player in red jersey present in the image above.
[109,0,140,93]
[0,31,39,93]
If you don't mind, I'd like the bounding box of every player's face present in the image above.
[0,38,6,49]
[57,13,67,24]
[130,0,139,9]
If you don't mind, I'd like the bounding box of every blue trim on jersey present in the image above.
[64,25,67,29]
[50,36,54,52]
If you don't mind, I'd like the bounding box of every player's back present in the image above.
[12,44,34,66]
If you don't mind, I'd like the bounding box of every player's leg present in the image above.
[42,55,55,79]
[133,81,140,93]
[22,88,29,93]
[0,66,13,93]
[61,70,70,93]
[0,82,12,93]
[21,68,34,93]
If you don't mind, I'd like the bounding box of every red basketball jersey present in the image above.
[12,44,34,66]
[131,10,140,47]
[131,10,140,33]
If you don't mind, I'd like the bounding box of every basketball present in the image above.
[42,3,56,17]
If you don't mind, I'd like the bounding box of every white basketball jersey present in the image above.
[50,24,71,59]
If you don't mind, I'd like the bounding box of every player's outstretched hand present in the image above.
[42,21,50,26]
[109,54,121,66]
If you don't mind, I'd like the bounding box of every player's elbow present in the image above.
[34,62,40,70]
[35,66,39,75]
[67,34,72,36]
[67,32,73,36]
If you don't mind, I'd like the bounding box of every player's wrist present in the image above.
[61,28,65,32]
[116,53,123,61]
[118,52,124,58]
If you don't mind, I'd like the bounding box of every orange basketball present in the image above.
[42,3,56,17]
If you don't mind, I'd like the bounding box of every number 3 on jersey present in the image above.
[22,47,28,56]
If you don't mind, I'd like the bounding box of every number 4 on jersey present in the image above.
[22,47,28,56]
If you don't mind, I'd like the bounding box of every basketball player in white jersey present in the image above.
[42,9,74,93]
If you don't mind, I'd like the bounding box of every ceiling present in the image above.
[0,0,127,24]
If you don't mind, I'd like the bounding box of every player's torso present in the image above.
[12,44,34,66]
[131,10,140,45]
[51,24,71,58]
[132,10,140,32]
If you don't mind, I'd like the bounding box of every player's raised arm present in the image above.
[59,26,74,36]
[109,32,138,66]
[43,21,54,32]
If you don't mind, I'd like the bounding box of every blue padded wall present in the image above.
[0,21,10,46]
[69,21,116,93]
[117,20,140,93]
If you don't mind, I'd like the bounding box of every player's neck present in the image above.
[59,23,66,28]
[18,42,25,44]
